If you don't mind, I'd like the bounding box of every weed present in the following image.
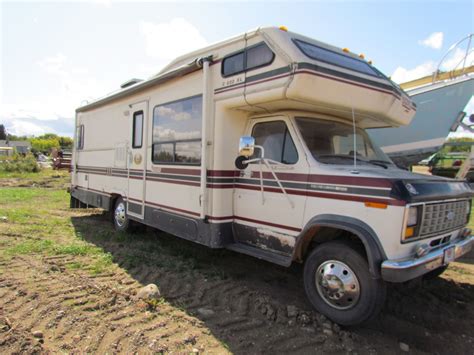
[89,253,114,275]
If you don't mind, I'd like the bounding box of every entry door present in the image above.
[127,101,148,219]
[233,117,309,255]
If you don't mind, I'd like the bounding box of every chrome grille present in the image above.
[420,200,468,236]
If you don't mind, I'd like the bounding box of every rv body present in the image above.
[70,27,473,325]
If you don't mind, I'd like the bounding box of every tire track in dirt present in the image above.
[0,255,229,354]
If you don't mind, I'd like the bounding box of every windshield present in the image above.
[295,117,393,166]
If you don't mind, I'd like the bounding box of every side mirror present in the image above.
[235,136,255,170]
[235,155,249,170]
[238,136,255,157]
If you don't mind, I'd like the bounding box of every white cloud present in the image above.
[419,32,444,50]
[391,61,437,84]
[139,18,208,61]
[391,43,474,84]
[5,120,51,137]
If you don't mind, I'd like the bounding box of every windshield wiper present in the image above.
[369,159,392,169]
[318,154,363,161]
[318,155,389,169]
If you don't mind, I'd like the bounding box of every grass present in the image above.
[0,171,115,275]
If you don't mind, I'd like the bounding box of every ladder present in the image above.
[456,146,474,180]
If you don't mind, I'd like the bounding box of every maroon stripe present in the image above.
[207,215,233,221]
[147,177,200,187]
[249,171,392,188]
[145,200,200,217]
[234,183,405,206]
[296,69,402,100]
[234,215,301,232]
[160,167,201,176]
[215,72,291,94]
[78,166,393,189]
[207,170,239,177]
[213,69,406,106]
[76,186,110,196]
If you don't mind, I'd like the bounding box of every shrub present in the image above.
[0,154,40,173]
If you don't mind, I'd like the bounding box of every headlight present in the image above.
[402,206,421,241]
[407,206,418,226]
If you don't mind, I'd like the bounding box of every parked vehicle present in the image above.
[70,26,473,325]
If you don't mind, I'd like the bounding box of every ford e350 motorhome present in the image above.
[70,26,473,325]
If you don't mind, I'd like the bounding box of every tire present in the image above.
[303,240,387,326]
[113,197,132,232]
[423,265,448,280]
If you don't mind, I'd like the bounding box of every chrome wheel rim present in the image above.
[114,202,126,227]
[315,260,360,310]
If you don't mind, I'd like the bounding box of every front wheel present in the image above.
[113,197,133,232]
[303,240,386,326]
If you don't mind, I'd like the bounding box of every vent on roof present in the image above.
[120,78,143,89]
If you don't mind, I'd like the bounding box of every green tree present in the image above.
[30,137,60,153]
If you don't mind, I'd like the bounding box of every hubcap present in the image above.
[114,202,126,227]
[315,260,360,310]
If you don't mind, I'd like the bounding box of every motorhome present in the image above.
[70,26,473,325]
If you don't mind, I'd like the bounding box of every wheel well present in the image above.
[109,194,121,211]
[295,226,367,263]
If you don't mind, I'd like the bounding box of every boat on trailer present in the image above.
[369,34,474,168]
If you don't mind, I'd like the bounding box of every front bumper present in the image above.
[381,235,473,283]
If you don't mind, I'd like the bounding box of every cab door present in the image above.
[127,101,148,219]
[233,116,309,256]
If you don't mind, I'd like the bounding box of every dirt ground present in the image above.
[1,172,473,354]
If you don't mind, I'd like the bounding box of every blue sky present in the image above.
[1,0,473,136]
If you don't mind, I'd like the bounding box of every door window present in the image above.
[132,111,143,148]
[251,121,298,164]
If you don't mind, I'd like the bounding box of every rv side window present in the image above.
[152,95,202,165]
[76,125,84,150]
[293,39,381,77]
[251,121,298,164]
[222,42,274,77]
[132,111,143,148]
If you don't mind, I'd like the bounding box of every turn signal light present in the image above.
[364,202,388,209]
[279,25,288,32]
[405,226,415,238]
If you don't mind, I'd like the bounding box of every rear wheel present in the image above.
[303,240,386,326]
[113,197,132,232]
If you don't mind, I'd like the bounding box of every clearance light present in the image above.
[359,53,365,59]
[279,25,288,32]
[364,202,388,209]
[368,60,373,65]
[342,48,350,53]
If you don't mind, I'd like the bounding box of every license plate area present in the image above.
[443,246,456,264]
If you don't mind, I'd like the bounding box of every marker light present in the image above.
[279,25,288,32]
[368,60,373,65]
[342,48,350,53]
[359,53,365,59]
[364,202,388,209]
